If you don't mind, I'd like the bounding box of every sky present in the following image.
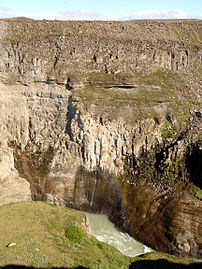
[0,0,201,20]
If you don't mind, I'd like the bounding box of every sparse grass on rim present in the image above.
[74,70,195,127]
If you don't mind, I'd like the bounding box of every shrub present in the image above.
[65,224,83,244]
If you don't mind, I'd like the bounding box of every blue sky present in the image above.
[0,0,201,20]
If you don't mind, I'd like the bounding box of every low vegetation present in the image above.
[0,201,200,268]
[74,70,195,127]
[190,184,202,200]
[3,19,201,47]
[0,201,132,268]
[65,224,84,244]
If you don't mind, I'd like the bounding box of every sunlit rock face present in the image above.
[0,18,201,258]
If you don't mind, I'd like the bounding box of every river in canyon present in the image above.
[84,212,153,257]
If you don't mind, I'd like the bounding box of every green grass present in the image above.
[190,185,202,200]
[130,251,202,268]
[65,224,84,244]
[0,201,200,268]
[0,201,133,268]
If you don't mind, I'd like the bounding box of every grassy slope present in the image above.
[0,201,132,268]
[0,202,201,268]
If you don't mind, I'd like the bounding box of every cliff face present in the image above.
[0,19,201,83]
[0,18,201,258]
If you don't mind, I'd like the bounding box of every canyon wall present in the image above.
[0,18,201,258]
[0,19,201,83]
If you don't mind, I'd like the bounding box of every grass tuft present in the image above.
[65,224,84,244]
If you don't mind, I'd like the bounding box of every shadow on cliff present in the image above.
[186,141,202,189]
[129,259,202,269]
[73,165,131,232]
[0,264,89,269]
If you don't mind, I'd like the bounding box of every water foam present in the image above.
[85,212,153,257]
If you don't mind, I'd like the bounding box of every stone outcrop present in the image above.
[0,18,201,258]
[0,79,32,205]
[121,184,202,258]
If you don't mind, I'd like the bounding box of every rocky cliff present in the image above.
[0,18,201,258]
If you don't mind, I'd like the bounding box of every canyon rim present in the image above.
[0,18,201,259]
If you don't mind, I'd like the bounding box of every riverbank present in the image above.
[0,201,201,268]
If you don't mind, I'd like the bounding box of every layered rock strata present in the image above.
[0,18,201,258]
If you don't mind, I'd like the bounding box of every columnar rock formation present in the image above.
[0,18,201,258]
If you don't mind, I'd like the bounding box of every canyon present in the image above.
[0,18,201,259]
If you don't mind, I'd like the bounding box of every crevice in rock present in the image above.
[155,113,200,175]
[92,54,97,62]
[65,76,73,90]
[65,100,84,141]
[104,85,136,89]
[53,55,59,70]
[186,142,202,189]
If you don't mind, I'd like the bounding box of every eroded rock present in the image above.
[0,19,201,259]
